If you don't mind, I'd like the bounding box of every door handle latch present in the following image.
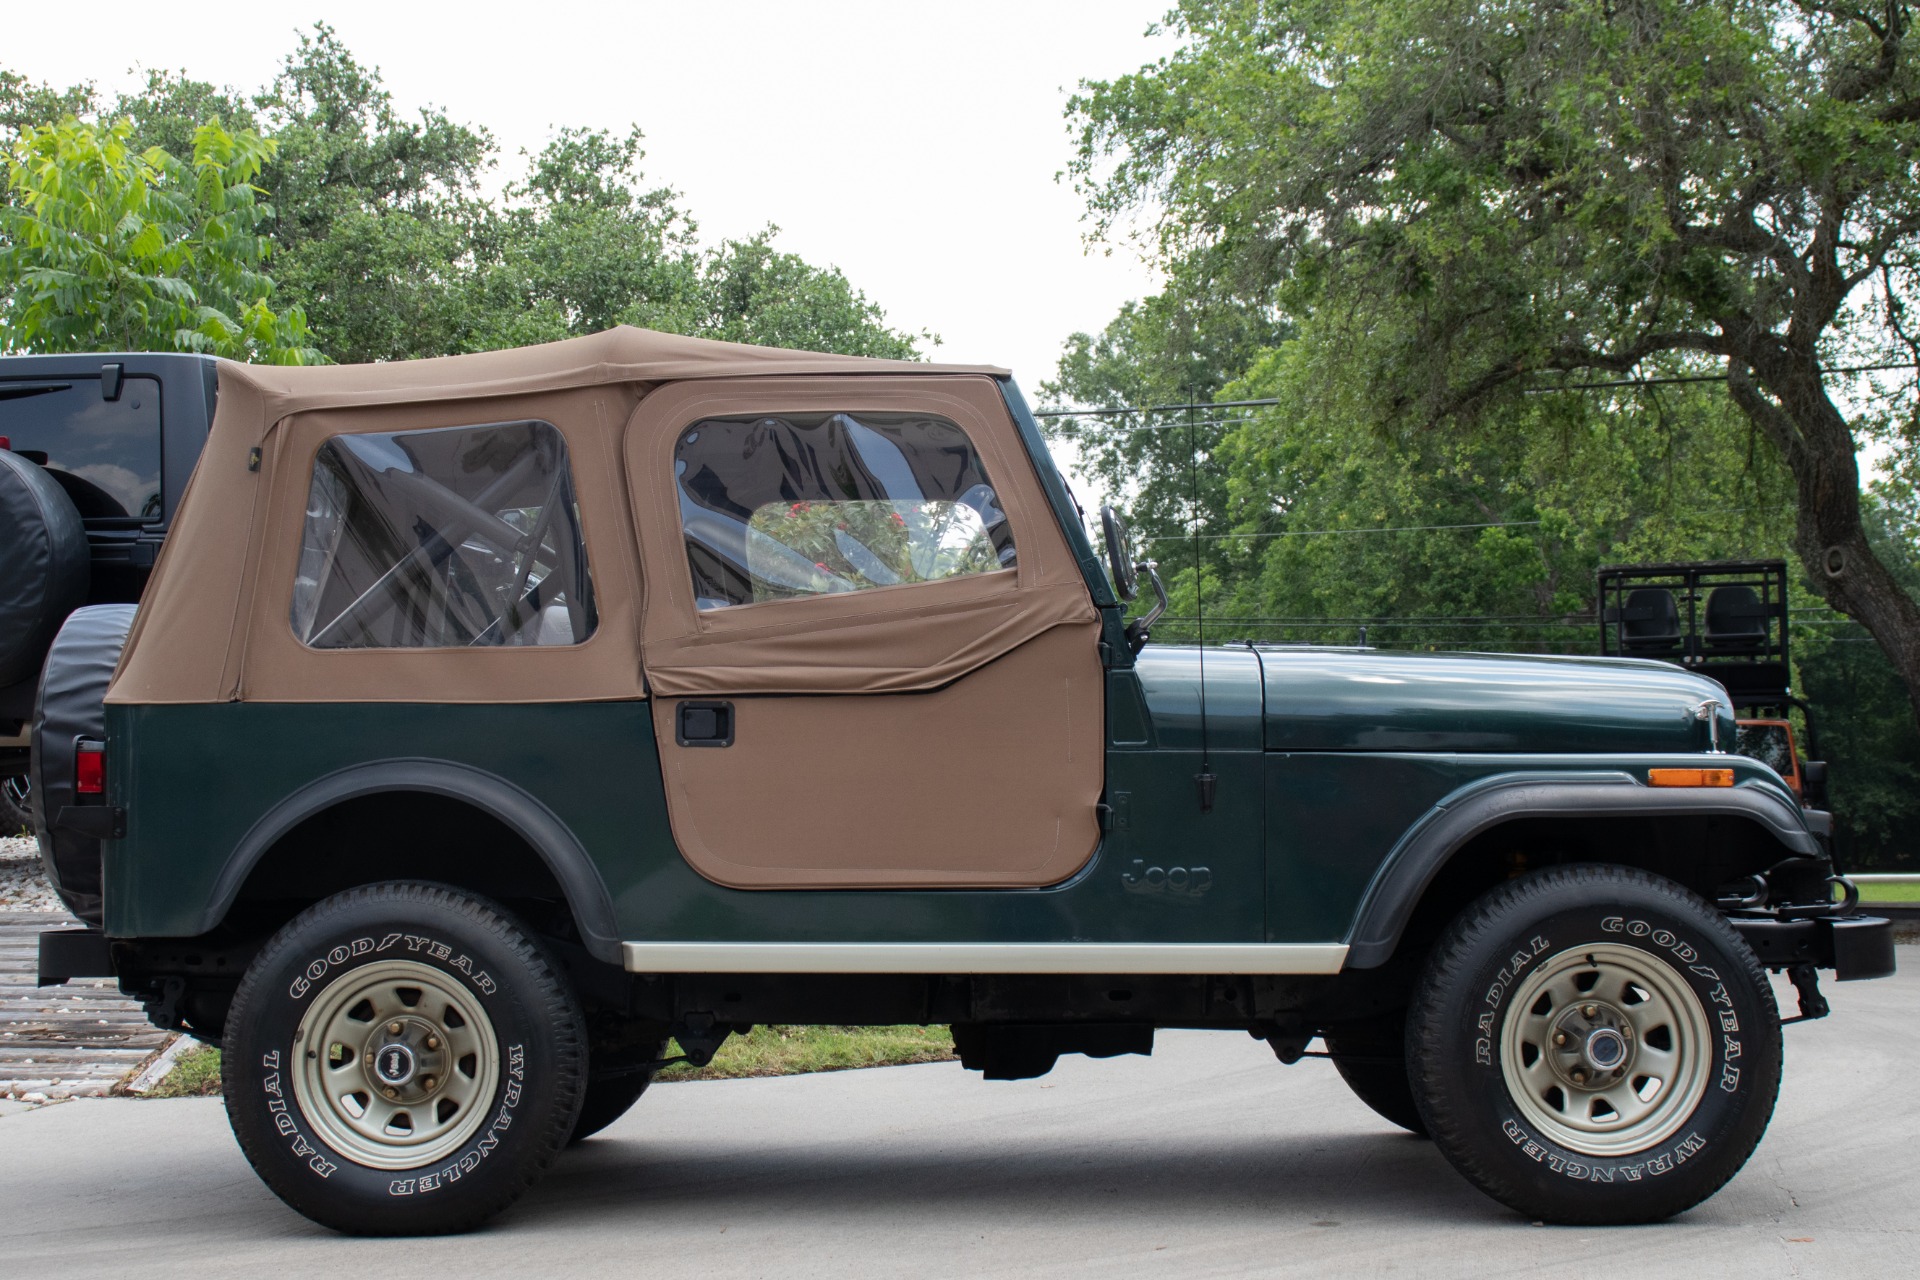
[675,700,735,747]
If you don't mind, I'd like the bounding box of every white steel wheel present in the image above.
[291,958,501,1170]
[1498,942,1712,1158]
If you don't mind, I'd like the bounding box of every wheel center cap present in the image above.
[374,1043,417,1087]
[1585,1027,1628,1070]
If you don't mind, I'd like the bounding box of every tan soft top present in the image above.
[107,327,1096,709]
[211,325,1007,435]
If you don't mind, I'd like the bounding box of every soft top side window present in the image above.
[674,411,1017,610]
[291,419,597,649]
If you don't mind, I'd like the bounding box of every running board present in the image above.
[620,941,1349,976]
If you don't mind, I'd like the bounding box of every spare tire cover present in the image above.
[0,449,89,687]
[31,604,137,927]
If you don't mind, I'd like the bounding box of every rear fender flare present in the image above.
[202,758,620,963]
[1343,770,1819,969]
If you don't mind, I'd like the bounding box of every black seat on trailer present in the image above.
[1620,587,1681,654]
[1705,586,1768,653]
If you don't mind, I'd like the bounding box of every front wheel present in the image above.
[1407,864,1782,1224]
[223,882,586,1235]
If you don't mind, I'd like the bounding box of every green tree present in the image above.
[2,26,925,365]
[1069,0,1920,729]
[459,132,928,358]
[0,68,95,139]
[458,126,701,351]
[249,24,493,363]
[1190,336,1800,649]
[1042,292,1282,570]
[693,229,928,359]
[1,117,317,362]
[112,67,255,160]
[1798,497,1920,867]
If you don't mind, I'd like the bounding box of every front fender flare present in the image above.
[201,758,620,963]
[1343,771,1820,969]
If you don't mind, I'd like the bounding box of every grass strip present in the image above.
[142,1044,223,1098]
[656,1024,955,1081]
[134,1025,955,1097]
[1841,881,1920,903]
[1862,885,1920,903]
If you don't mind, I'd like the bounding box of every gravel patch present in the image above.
[0,835,63,913]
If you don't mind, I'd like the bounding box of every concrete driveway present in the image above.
[2,955,1914,1279]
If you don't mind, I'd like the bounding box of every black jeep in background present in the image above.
[0,353,219,830]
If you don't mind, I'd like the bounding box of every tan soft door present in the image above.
[625,375,1103,890]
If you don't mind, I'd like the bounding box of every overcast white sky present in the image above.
[5,1,1175,395]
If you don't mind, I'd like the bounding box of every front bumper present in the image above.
[1729,914,1896,981]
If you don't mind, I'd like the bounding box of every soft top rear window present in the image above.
[290,419,597,649]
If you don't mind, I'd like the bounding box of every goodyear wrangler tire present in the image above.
[223,882,586,1235]
[1407,864,1782,1224]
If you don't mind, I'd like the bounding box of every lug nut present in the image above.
[1582,1004,1597,1018]
[388,1022,403,1035]
[425,1036,439,1051]
[1553,1032,1567,1046]
[422,1076,436,1091]
[383,1086,398,1099]
[1571,1068,1588,1084]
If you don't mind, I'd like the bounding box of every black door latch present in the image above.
[675,700,735,747]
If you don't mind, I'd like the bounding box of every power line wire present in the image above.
[1145,518,1543,542]
[1032,360,1920,420]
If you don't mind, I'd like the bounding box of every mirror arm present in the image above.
[1125,560,1168,654]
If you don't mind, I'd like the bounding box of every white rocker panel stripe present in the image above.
[621,942,1349,976]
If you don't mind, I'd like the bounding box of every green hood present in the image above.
[1255,647,1734,754]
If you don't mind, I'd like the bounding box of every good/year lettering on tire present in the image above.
[1408,864,1782,1224]
[222,881,585,1236]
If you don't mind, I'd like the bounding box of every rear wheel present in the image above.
[223,882,586,1235]
[1407,864,1781,1224]
[0,775,29,835]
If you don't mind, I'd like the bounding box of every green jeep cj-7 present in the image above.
[23,328,1893,1235]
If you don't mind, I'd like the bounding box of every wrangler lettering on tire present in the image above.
[222,882,585,1236]
[1408,864,1783,1224]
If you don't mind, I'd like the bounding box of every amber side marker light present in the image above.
[1648,767,1735,788]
